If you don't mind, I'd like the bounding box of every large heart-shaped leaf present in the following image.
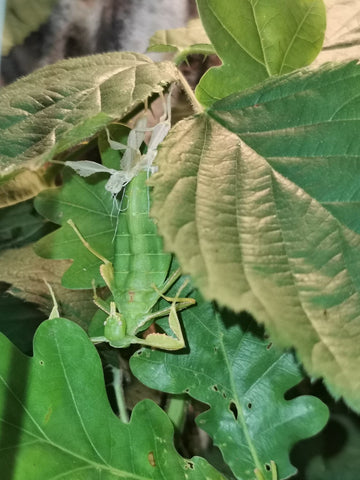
[0,52,178,177]
[0,317,224,479]
[149,102,360,411]
[195,0,326,106]
[131,291,329,480]
[208,61,360,235]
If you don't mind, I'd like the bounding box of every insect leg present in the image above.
[135,280,196,350]
[67,219,115,292]
[270,461,278,480]
[153,267,183,296]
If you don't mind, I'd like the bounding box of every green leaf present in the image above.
[0,52,178,177]
[148,18,215,65]
[208,61,360,235]
[306,415,360,479]
[130,291,329,480]
[195,0,326,106]
[0,317,224,479]
[34,169,117,289]
[2,0,58,55]
[149,99,360,412]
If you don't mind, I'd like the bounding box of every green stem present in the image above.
[111,366,129,424]
[270,461,278,480]
[167,394,188,432]
[254,468,265,480]
[174,45,216,66]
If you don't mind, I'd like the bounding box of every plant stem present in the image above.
[167,394,188,432]
[178,70,204,114]
[111,366,129,424]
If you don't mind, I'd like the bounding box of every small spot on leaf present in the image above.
[44,406,52,425]
[266,342,273,350]
[148,452,156,467]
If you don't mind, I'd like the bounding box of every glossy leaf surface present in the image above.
[131,291,329,480]
[195,0,326,106]
[0,317,224,479]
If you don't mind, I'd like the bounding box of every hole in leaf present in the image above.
[265,464,271,471]
[39,360,44,366]
[222,392,227,399]
[185,388,190,394]
[247,402,252,409]
[229,401,238,420]
[212,385,219,392]
[185,461,194,470]
[266,342,273,350]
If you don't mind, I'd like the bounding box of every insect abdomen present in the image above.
[113,171,171,302]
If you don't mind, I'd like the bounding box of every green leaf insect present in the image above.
[67,189,194,351]
[66,93,194,350]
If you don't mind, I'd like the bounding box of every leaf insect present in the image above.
[66,87,195,350]
[67,212,194,350]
